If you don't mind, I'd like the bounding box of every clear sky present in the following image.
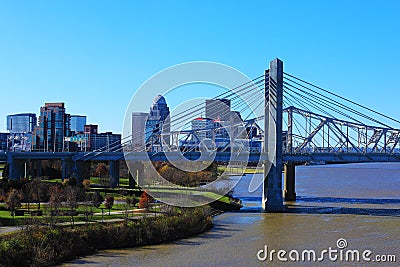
[1,0,399,133]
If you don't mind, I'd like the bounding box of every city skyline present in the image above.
[0,3,398,266]
[1,1,400,133]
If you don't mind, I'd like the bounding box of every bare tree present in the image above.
[22,181,35,212]
[49,185,64,225]
[104,195,114,216]
[83,192,103,224]
[64,186,78,227]
[5,188,23,217]
[95,163,108,186]
[91,192,103,208]
[123,196,137,223]
[31,178,48,211]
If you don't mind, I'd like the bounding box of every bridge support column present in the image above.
[284,163,296,201]
[8,158,25,180]
[33,160,42,178]
[130,161,144,186]
[73,161,90,183]
[128,172,136,188]
[62,158,73,181]
[109,161,120,188]
[262,58,284,212]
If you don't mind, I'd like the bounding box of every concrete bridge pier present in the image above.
[62,158,73,181]
[284,163,296,201]
[8,159,25,179]
[128,171,140,188]
[262,58,285,212]
[109,161,120,188]
[130,161,144,186]
[72,161,90,183]
[33,160,42,178]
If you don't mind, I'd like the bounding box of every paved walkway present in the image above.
[0,226,19,235]
[0,209,156,235]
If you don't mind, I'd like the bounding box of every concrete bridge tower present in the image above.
[262,58,284,212]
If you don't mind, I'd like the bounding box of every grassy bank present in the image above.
[217,166,263,174]
[0,207,212,267]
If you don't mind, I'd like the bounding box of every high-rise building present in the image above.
[230,111,243,123]
[0,133,8,151]
[6,113,36,151]
[84,124,98,135]
[212,119,230,139]
[7,133,32,152]
[145,118,160,143]
[83,124,98,151]
[88,132,121,151]
[145,95,170,146]
[7,113,37,134]
[82,124,121,151]
[191,117,231,140]
[205,99,231,121]
[149,95,170,121]
[70,115,87,133]
[131,112,148,151]
[229,111,246,139]
[33,102,71,151]
[191,117,214,140]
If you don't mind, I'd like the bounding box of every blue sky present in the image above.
[1,1,399,133]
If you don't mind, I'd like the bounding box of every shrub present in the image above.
[4,189,23,217]
[104,195,114,215]
[139,191,153,210]
[0,207,213,266]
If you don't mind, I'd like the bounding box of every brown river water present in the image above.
[64,163,400,266]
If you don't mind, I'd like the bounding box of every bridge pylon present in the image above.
[262,58,284,212]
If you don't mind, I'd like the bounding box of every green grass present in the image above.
[144,188,230,204]
[0,210,19,219]
[217,166,263,174]
[0,202,147,227]
[40,176,131,186]
[19,202,141,213]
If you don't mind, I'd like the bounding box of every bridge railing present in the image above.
[282,106,400,155]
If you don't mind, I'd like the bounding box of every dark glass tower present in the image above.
[6,113,37,134]
[33,103,71,151]
[205,99,231,121]
[145,95,170,147]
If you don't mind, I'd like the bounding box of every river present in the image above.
[65,163,400,266]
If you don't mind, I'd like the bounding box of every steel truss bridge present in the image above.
[1,58,400,211]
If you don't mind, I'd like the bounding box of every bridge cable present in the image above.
[283,77,392,128]
[284,72,400,126]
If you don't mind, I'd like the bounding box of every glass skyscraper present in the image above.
[6,113,36,151]
[6,113,37,133]
[70,115,87,133]
[145,95,170,147]
[191,117,214,140]
[205,99,231,121]
[33,103,71,152]
[0,133,8,151]
[132,112,148,151]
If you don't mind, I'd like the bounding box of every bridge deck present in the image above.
[2,151,400,164]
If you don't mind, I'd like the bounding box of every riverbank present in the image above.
[64,165,400,266]
[0,208,213,267]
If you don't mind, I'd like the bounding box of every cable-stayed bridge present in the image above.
[2,58,400,211]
